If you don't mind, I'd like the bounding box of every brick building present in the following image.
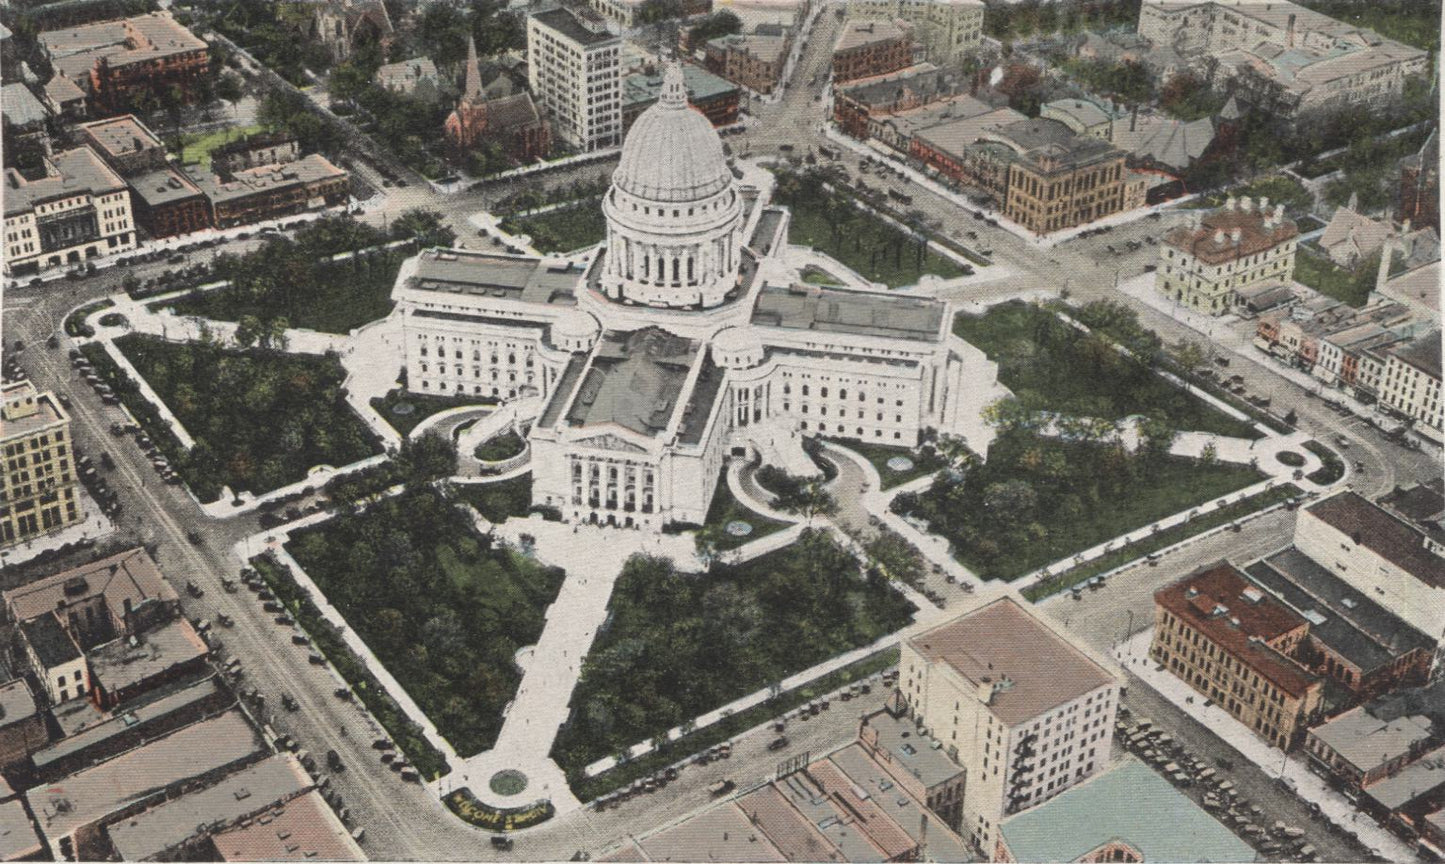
[987,119,1143,235]
[190,154,350,229]
[704,32,789,95]
[78,114,210,238]
[832,19,913,84]
[832,62,959,139]
[3,147,134,275]
[38,12,208,117]
[622,62,739,132]
[446,37,551,164]
[0,679,48,770]
[1152,562,1325,751]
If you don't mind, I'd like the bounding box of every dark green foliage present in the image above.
[473,432,526,462]
[893,429,1264,581]
[455,475,535,523]
[1303,440,1346,485]
[684,10,742,44]
[499,200,608,254]
[551,531,915,775]
[956,301,1258,437]
[325,433,458,507]
[984,0,1142,41]
[251,553,451,778]
[390,208,457,249]
[287,486,566,756]
[369,389,495,436]
[1293,248,1381,308]
[114,335,381,501]
[1293,0,1441,51]
[696,472,789,555]
[1059,57,1154,105]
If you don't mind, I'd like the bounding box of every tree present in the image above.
[391,208,456,248]
[778,479,838,523]
[214,72,244,116]
[1169,338,1207,391]
[1199,441,1219,466]
[983,479,1037,528]
[234,315,263,348]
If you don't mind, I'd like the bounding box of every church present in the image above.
[392,64,1008,530]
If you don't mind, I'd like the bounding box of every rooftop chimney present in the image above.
[1214,229,1226,245]
[1287,13,1297,48]
[1241,195,1253,212]
[1231,228,1243,244]
[1225,196,1237,211]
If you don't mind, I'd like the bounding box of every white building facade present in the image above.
[392,63,1006,530]
[1155,196,1298,316]
[847,0,983,63]
[3,148,135,277]
[526,6,622,152]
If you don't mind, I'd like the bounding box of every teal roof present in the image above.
[623,62,738,109]
[999,759,1256,863]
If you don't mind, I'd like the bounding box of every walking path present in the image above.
[1116,630,1423,864]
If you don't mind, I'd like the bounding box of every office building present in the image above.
[847,0,982,64]
[527,6,622,152]
[1156,196,1299,316]
[0,381,81,547]
[2,147,134,276]
[832,19,914,84]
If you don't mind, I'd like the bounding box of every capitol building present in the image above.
[390,64,1008,530]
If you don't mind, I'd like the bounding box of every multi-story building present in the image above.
[1381,333,1443,444]
[1151,562,1325,751]
[622,62,739,132]
[38,12,209,117]
[302,0,393,63]
[832,19,914,84]
[188,154,350,229]
[374,55,440,100]
[846,0,982,64]
[857,707,968,829]
[897,596,1123,855]
[1156,196,1299,316]
[832,62,959,139]
[78,114,210,238]
[704,32,790,95]
[589,0,709,27]
[3,82,53,155]
[527,6,622,152]
[1137,0,1428,116]
[3,147,134,276]
[990,119,1143,236]
[0,679,48,770]
[1,381,81,548]
[19,613,87,706]
[1305,706,1434,791]
[209,131,300,175]
[391,64,1008,529]
[907,107,1025,203]
[1296,491,1445,648]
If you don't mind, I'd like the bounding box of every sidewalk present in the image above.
[1116,629,1423,864]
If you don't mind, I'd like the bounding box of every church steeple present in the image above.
[464,35,482,103]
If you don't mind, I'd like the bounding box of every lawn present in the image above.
[112,335,382,502]
[286,486,566,757]
[1021,484,1303,601]
[499,199,607,254]
[1293,246,1377,307]
[830,438,947,490]
[550,529,914,777]
[474,432,526,462]
[371,388,496,437]
[178,124,264,170]
[893,429,1265,582]
[166,250,406,333]
[701,470,790,551]
[800,265,844,285]
[956,301,1261,438]
[784,195,968,288]
[456,474,536,523]
[1304,440,1346,485]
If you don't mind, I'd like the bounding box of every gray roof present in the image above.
[1393,331,1442,379]
[1364,745,1445,811]
[1113,115,1215,171]
[566,328,699,438]
[0,800,41,862]
[913,107,1026,157]
[1246,548,1434,673]
[623,63,737,110]
[189,153,346,204]
[3,147,128,217]
[107,754,312,860]
[1,83,49,128]
[27,710,263,844]
[407,248,581,305]
[38,12,204,63]
[825,744,973,863]
[750,284,945,343]
[0,679,39,729]
[77,114,162,159]
[531,6,617,47]
[21,614,80,668]
[129,166,206,207]
[32,675,226,772]
[856,709,965,788]
[1309,706,1433,774]
[999,758,1257,863]
[1043,97,1116,129]
[87,617,208,695]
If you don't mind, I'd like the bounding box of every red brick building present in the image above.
[78,114,211,238]
[832,19,913,85]
[445,37,551,165]
[39,13,209,117]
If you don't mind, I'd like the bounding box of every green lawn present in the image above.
[801,265,844,285]
[831,439,948,490]
[167,250,406,334]
[370,388,496,437]
[702,471,790,550]
[178,124,264,170]
[956,301,1261,438]
[456,474,536,523]
[475,432,526,462]
[1293,247,1376,307]
[1304,440,1346,485]
[499,200,607,254]
[108,336,382,502]
[893,429,1265,582]
[784,196,968,288]
[550,530,914,777]
[1022,484,1302,601]
[286,486,566,757]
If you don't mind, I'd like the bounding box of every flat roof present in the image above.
[531,6,618,47]
[190,153,347,204]
[21,614,80,668]
[1364,745,1445,811]
[1246,548,1433,673]
[87,617,208,695]
[1393,331,1442,379]
[108,754,312,861]
[33,675,227,772]
[211,789,364,861]
[1,382,68,439]
[624,62,737,109]
[751,284,945,343]
[566,327,700,438]
[406,248,582,306]
[27,710,263,844]
[906,597,1119,727]
[1156,562,1318,698]
[0,680,39,730]
[129,166,206,207]
[999,757,1256,862]
[0,800,42,862]
[1305,492,1445,589]
[836,18,911,52]
[733,783,837,862]
[1309,706,1433,775]
[77,114,163,159]
[913,106,1026,157]
[38,11,205,62]
[825,744,973,862]
[3,147,128,217]
[634,800,787,862]
[5,546,175,626]
[857,709,964,788]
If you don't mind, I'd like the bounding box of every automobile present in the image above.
[767,736,790,751]
[328,749,346,772]
[100,452,116,470]
[186,581,204,598]
[292,634,311,646]
[491,837,514,851]
[275,614,295,626]
[282,693,299,711]
[218,613,235,627]
[47,335,60,350]
[100,394,119,406]
[335,687,353,701]
[262,601,284,613]
[308,651,326,665]
[186,530,204,546]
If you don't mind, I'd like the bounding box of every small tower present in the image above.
[463,35,483,104]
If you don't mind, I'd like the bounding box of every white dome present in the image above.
[551,309,600,351]
[613,65,731,203]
